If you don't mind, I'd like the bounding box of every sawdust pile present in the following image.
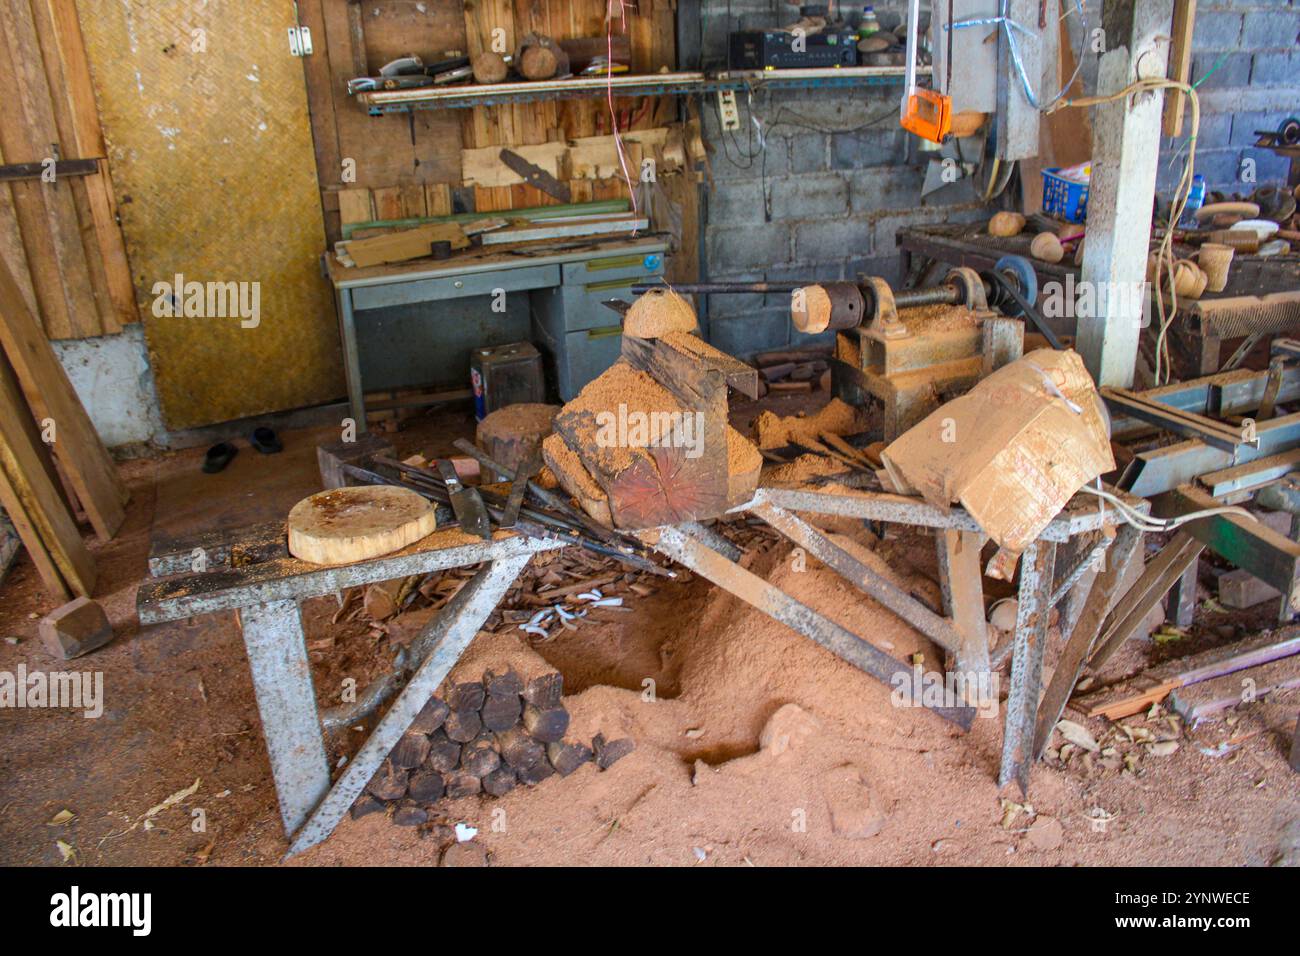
[623,287,699,339]
[762,453,853,486]
[754,397,866,450]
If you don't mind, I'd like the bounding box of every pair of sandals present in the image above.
[202,427,282,474]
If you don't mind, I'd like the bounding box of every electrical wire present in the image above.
[1076,481,1256,533]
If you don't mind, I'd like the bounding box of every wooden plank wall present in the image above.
[0,0,135,340]
[301,0,679,239]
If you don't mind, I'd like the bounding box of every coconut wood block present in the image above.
[287,486,436,565]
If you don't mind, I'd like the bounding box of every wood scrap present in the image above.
[1168,655,1300,725]
[287,486,437,565]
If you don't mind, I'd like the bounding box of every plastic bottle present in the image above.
[1179,174,1206,226]
[858,6,880,39]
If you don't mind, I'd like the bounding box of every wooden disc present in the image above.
[287,486,436,565]
[791,285,833,334]
[472,51,508,84]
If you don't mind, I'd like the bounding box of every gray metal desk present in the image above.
[326,234,670,427]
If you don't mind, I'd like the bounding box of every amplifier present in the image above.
[727,29,859,70]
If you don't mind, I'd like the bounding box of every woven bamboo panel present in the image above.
[79,0,343,429]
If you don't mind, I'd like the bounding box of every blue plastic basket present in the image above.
[1042,167,1089,223]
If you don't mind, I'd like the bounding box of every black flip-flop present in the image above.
[250,426,283,455]
[202,442,238,474]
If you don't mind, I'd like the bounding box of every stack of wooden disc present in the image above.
[351,668,634,826]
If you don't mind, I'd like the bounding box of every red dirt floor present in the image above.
[1,398,1297,867]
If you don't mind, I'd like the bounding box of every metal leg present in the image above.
[752,502,963,657]
[336,288,367,432]
[935,528,990,677]
[650,522,974,729]
[998,540,1057,793]
[237,599,331,836]
[1168,555,1199,629]
[1290,709,1300,774]
[286,553,532,857]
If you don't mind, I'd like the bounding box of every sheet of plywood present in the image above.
[79,0,344,429]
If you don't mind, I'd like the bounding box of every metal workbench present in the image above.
[325,234,671,427]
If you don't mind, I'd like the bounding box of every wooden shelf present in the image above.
[355,65,926,114]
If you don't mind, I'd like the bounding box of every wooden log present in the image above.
[409,696,450,735]
[541,432,612,526]
[546,740,593,777]
[445,771,483,799]
[366,760,409,801]
[444,707,483,743]
[483,666,523,698]
[460,736,502,777]
[480,692,522,732]
[523,703,570,743]
[392,803,428,826]
[287,486,436,565]
[448,681,486,713]
[407,769,446,803]
[350,794,386,819]
[390,730,432,770]
[515,33,569,80]
[482,765,518,797]
[523,672,563,709]
[516,758,555,786]
[496,726,546,770]
[426,729,462,772]
[471,50,508,84]
[593,733,635,770]
[476,404,558,482]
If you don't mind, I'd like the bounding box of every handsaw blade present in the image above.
[498,148,572,203]
[435,459,492,539]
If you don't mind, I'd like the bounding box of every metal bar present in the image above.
[1158,484,1300,616]
[1032,525,1142,759]
[755,503,963,654]
[138,534,560,624]
[1101,387,1246,454]
[337,288,366,432]
[649,524,975,728]
[237,600,331,836]
[1049,535,1111,609]
[678,521,742,562]
[1088,531,1204,670]
[286,553,533,857]
[1168,557,1199,629]
[0,159,100,181]
[1122,413,1300,498]
[1200,448,1300,497]
[934,528,990,674]
[998,540,1057,792]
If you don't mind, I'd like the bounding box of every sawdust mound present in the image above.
[753,397,865,450]
[623,288,699,339]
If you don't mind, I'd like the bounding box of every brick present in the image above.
[847,166,928,214]
[1231,111,1293,146]
[1198,86,1300,114]
[1186,149,1249,192]
[39,597,113,660]
[1251,51,1299,86]
[1191,11,1242,51]
[1190,51,1252,89]
[707,309,791,358]
[1239,147,1293,186]
[1242,11,1300,50]
[871,206,951,253]
[706,179,767,225]
[707,224,792,271]
[767,173,849,220]
[703,271,765,318]
[831,128,906,169]
[793,217,873,263]
[1217,568,1279,610]
[844,254,903,285]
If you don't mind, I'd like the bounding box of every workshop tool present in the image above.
[501,449,541,528]
[900,0,952,143]
[435,459,491,539]
[498,148,572,203]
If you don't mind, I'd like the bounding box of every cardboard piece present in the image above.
[880,349,1114,552]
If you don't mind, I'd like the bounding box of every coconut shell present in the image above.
[623,288,699,339]
[988,211,1025,237]
[1029,231,1064,263]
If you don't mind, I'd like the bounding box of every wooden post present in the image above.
[1077,0,1175,387]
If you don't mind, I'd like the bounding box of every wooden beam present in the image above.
[1161,0,1196,137]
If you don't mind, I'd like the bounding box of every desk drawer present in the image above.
[532,318,624,400]
[350,263,560,311]
[561,250,665,286]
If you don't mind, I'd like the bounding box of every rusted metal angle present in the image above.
[998,540,1058,793]
[647,524,975,729]
[1120,413,1300,498]
[1032,525,1142,759]
[286,554,532,857]
[754,502,963,654]
[1088,531,1204,671]
[1101,387,1247,454]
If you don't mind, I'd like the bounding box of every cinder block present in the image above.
[707,179,767,226]
[40,597,113,660]
[787,131,829,174]
[830,129,906,170]
[707,224,792,271]
[1217,568,1280,610]
[767,173,849,220]
[1191,11,1242,51]
[1190,51,1252,89]
[1231,111,1293,146]
[1242,10,1300,50]
[707,310,791,358]
[793,217,872,263]
[1251,51,1298,86]
[847,166,928,214]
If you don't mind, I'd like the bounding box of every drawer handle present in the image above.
[584,277,638,293]
[586,325,622,340]
[584,254,645,273]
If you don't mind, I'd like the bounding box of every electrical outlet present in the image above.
[716,90,741,132]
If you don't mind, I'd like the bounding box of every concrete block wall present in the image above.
[1158,1,1299,193]
[697,1,983,357]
